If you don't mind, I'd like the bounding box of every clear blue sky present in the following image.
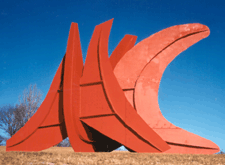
[0,0,224,151]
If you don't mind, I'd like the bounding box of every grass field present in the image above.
[0,146,225,165]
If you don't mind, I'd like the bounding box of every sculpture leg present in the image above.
[7,58,67,151]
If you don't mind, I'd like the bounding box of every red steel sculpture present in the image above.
[6,19,220,154]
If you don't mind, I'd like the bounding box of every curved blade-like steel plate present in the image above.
[63,23,96,152]
[6,58,67,151]
[80,19,170,153]
[110,34,137,69]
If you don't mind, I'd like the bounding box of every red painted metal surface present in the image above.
[63,23,95,152]
[6,19,220,154]
[80,19,170,152]
[110,34,137,69]
[6,58,67,151]
[114,23,220,154]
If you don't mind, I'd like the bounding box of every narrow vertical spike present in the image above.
[63,23,95,152]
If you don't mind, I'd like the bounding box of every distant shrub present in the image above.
[56,137,71,147]
[217,150,225,154]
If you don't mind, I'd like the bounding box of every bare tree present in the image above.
[0,84,42,141]
[17,84,42,126]
[0,105,18,138]
[0,84,71,147]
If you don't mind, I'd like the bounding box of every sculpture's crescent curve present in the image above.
[114,23,220,154]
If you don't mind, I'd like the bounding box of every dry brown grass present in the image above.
[0,146,224,165]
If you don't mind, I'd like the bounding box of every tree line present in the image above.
[0,84,70,147]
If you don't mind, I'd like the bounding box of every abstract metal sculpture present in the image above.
[6,19,220,154]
